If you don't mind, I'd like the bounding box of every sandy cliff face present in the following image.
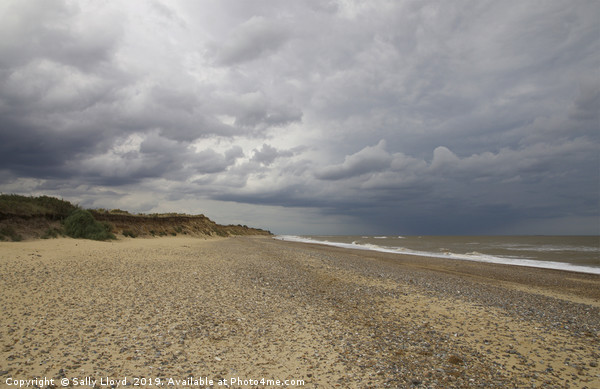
[90,211,271,238]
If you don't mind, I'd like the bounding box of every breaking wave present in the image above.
[275,235,600,275]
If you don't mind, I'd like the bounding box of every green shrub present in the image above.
[110,209,130,214]
[122,229,137,238]
[41,227,62,239]
[63,210,115,241]
[0,226,22,241]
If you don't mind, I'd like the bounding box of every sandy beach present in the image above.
[1,236,599,388]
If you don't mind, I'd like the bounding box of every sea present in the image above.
[275,235,600,275]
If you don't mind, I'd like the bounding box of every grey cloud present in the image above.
[70,132,244,186]
[218,128,598,233]
[113,82,243,142]
[0,59,120,119]
[73,132,188,184]
[251,144,295,166]
[213,91,303,130]
[304,0,600,158]
[187,148,239,174]
[251,144,279,166]
[569,82,600,123]
[150,85,200,114]
[214,16,290,65]
[0,0,122,71]
[316,140,392,180]
[429,147,460,173]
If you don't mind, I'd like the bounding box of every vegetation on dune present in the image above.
[0,194,272,240]
[122,229,137,238]
[0,225,22,241]
[41,227,63,239]
[0,194,76,219]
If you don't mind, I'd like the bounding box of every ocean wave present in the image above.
[499,244,599,253]
[274,235,600,275]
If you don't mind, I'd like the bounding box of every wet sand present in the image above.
[1,236,599,388]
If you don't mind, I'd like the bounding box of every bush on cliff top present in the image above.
[0,194,76,219]
[63,210,115,241]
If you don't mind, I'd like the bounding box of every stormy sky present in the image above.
[1,0,598,235]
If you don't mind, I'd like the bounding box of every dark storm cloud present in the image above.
[1,0,598,234]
